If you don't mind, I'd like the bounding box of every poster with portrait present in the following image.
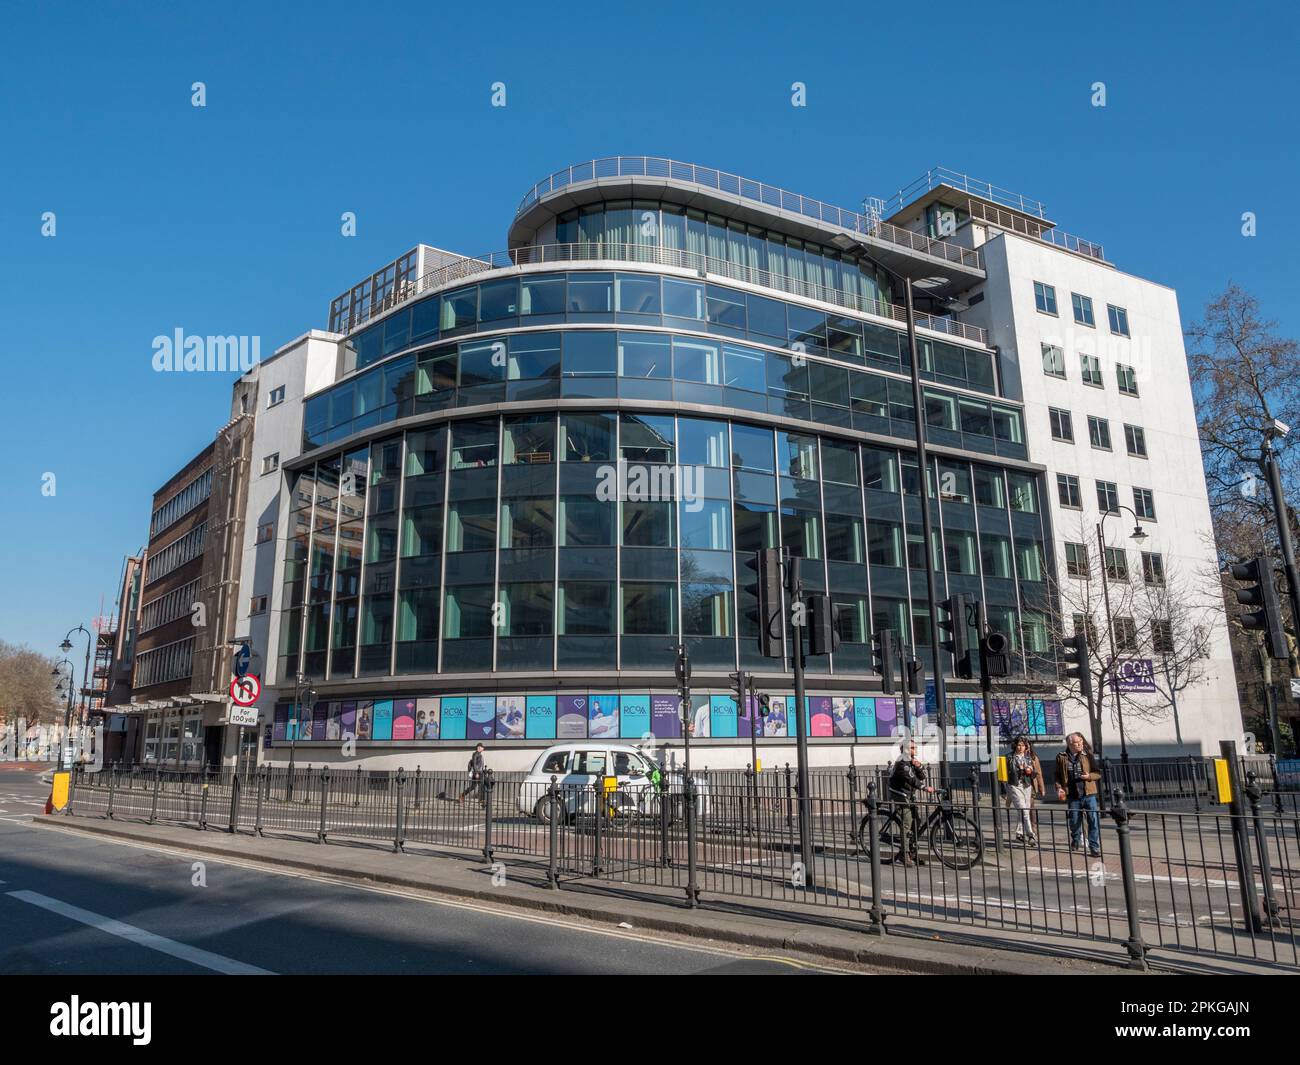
[392,699,417,740]
[355,700,375,740]
[326,702,343,741]
[689,694,711,738]
[557,695,587,738]
[525,695,555,740]
[763,695,788,737]
[415,697,440,740]
[809,696,834,737]
[440,696,467,740]
[467,696,495,739]
[831,697,855,737]
[588,694,619,739]
[495,695,526,739]
[311,702,328,741]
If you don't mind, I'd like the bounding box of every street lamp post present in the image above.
[1095,505,1149,764]
[61,626,93,734]
[52,659,76,770]
[287,671,316,802]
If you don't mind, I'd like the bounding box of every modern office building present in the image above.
[220,156,1233,775]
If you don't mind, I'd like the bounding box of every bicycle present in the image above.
[858,788,984,870]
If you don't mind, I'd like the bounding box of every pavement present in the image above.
[25,803,1294,976]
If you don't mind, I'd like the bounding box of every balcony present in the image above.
[333,241,988,347]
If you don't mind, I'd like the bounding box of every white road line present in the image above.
[4,890,275,975]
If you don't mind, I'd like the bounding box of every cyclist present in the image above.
[889,738,936,867]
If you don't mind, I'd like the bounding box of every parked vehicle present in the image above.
[518,743,708,823]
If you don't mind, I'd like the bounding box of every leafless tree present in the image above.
[0,641,63,728]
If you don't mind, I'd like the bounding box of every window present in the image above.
[1104,547,1129,582]
[1073,613,1099,650]
[1096,480,1120,513]
[1041,343,1066,378]
[1071,293,1095,327]
[1142,551,1165,585]
[1034,281,1058,315]
[1065,542,1089,579]
[1080,354,1103,387]
[1133,487,1156,520]
[256,522,274,544]
[1115,616,1138,652]
[267,385,286,408]
[1057,474,1082,508]
[1087,416,1111,450]
[1049,407,1073,442]
[260,453,280,475]
[249,595,268,615]
[1124,424,1147,457]
[1152,619,1174,655]
[1009,473,1038,513]
[1108,304,1130,336]
[1117,364,1139,397]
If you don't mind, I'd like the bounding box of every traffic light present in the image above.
[903,651,924,697]
[757,692,772,717]
[872,628,896,695]
[939,594,972,679]
[1062,632,1092,700]
[807,595,841,656]
[731,671,750,719]
[980,630,1012,680]
[1230,556,1289,660]
[755,548,785,658]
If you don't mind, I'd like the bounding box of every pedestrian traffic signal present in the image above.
[939,594,972,679]
[980,630,1012,680]
[807,594,841,656]
[872,628,896,695]
[757,692,772,717]
[1062,632,1092,700]
[754,548,784,658]
[1230,556,1289,660]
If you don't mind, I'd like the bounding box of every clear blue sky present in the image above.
[1,0,1296,658]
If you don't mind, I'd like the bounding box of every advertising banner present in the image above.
[340,701,357,739]
[620,694,650,739]
[496,695,526,739]
[650,694,681,739]
[557,695,588,738]
[588,694,619,739]
[853,697,876,737]
[831,697,855,737]
[467,696,495,739]
[763,695,788,737]
[525,695,556,740]
[392,698,416,740]
[709,694,738,738]
[273,704,288,743]
[355,700,375,740]
[440,697,467,740]
[415,697,441,740]
[809,696,834,737]
[311,701,328,741]
[372,699,394,741]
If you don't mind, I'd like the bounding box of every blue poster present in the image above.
[440,696,467,740]
[526,695,556,739]
[954,698,978,735]
[467,696,495,739]
[1027,698,1046,736]
[372,699,394,741]
[853,697,877,737]
[709,694,738,738]
[588,694,619,739]
[620,694,650,740]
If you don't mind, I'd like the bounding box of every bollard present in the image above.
[864,783,886,935]
[317,766,330,844]
[592,781,603,877]
[547,776,560,889]
[482,769,495,864]
[254,766,266,836]
[198,766,210,830]
[393,768,407,853]
[106,764,117,820]
[1244,774,1280,921]
[148,764,161,825]
[228,771,241,834]
[685,774,699,907]
[1107,788,1149,971]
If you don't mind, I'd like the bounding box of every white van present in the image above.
[517,742,706,822]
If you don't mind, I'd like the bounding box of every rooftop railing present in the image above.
[965,198,1106,262]
[513,155,982,272]
[881,165,1050,221]
[331,241,989,347]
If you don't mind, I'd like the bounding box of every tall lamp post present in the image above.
[61,625,93,732]
[287,671,316,802]
[1095,504,1149,764]
[51,659,76,769]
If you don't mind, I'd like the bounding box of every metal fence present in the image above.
[68,761,1298,970]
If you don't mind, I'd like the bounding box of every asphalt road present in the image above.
[0,770,857,975]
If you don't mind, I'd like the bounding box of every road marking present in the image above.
[26,826,852,973]
[4,890,274,975]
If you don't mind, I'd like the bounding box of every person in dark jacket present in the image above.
[1007,734,1045,846]
[889,739,936,866]
[459,744,487,803]
[1054,732,1102,856]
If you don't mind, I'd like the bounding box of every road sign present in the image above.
[230,674,261,706]
[229,706,259,727]
[233,642,251,678]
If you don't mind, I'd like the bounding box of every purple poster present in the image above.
[1113,658,1157,692]
[467,696,495,739]
[273,704,288,743]
[738,694,756,738]
[340,701,357,739]
[1044,699,1063,736]
[874,697,897,736]
[355,699,375,740]
[557,695,587,738]
[310,701,328,741]
[650,695,682,738]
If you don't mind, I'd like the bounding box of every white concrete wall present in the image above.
[978,232,1241,755]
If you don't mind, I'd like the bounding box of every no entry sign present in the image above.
[230,674,261,706]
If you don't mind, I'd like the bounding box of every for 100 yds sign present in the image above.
[230,675,261,706]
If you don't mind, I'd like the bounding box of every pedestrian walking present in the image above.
[459,743,487,803]
[1007,734,1044,846]
[1054,732,1102,856]
[889,738,936,866]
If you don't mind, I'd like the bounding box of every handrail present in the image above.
[966,198,1105,262]
[882,166,1049,221]
[511,155,982,272]
[330,241,988,347]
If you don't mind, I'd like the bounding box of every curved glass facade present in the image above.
[280,409,1051,687]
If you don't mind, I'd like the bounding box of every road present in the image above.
[0,769,860,975]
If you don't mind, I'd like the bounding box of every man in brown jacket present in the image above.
[1054,732,1102,856]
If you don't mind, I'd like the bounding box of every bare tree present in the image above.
[0,641,62,728]
[1043,519,1216,754]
